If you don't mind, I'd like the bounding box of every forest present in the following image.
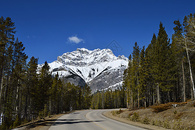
[0,17,91,129]
[91,13,195,109]
[0,13,195,129]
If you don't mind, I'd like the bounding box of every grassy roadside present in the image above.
[104,101,195,130]
[103,110,167,130]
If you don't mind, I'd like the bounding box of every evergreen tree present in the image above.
[37,61,52,112]
[11,38,28,122]
[26,57,38,120]
[83,84,92,109]
[152,22,172,104]
[132,42,140,108]
[139,46,148,107]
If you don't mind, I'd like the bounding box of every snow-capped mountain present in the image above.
[39,48,128,93]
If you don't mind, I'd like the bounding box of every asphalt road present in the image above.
[49,109,145,130]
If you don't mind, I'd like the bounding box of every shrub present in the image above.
[128,112,133,117]
[163,120,171,129]
[151,103,171,113]
[131,112,139,122]
[175,112,183,120]
[152,120,160,126]
[111,111,117,116]
[116,109,123,114]
[152,120,156,125]
[151,102,188,113]
[173,119,182,130]
[174,110,177,114]
[142,116,150,124]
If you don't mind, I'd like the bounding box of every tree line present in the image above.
[91,89,126,109]
[0,12,195,129]
[0,17,91,129]
[123,13,195,109]
[90,13,195,110]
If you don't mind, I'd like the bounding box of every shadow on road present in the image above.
[53,119,104,126]
[47,119,80,122]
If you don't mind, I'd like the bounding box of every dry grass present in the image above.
[150,102,187,113]
[111,101,195,130]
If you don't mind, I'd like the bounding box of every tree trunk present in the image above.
[137,89,139,108]
[0,74,4,101]
[130,90,133,110]
[182,60,186,102]
[102,92,104,109]
[126,89,129,109]
[152,88,155,105]
[185,39,195,100]
[157,83,160,104]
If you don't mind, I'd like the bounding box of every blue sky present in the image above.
[1,0,195,64]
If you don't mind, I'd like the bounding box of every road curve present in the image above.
[49,109,145,130]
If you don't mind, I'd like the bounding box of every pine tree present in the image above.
[172,20,186,102]
[152,22,172,104]
[183,14,195,99]
[83,84,91,109]
[0,17,15,99]
[132,42,140,108]
[37,61,52,112]
[139,46,148,107]
[11,38,28,121]
[27,57,38,120]
[0,17,15,121]
[50,73,59,114]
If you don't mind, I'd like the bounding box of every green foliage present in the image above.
[91,89,126,109]
[123,14,195,110]
[0,13,195,129]
[0,16,89,129]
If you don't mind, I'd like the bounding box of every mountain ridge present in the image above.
[39,48,128,92]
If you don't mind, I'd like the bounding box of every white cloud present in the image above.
[68,36,84,44]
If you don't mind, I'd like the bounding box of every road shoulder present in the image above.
[103,110,167,130]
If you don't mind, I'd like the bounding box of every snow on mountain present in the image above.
[39,48,128,92]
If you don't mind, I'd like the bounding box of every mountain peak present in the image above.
[76,48,91,52]
[42,48,128,92]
